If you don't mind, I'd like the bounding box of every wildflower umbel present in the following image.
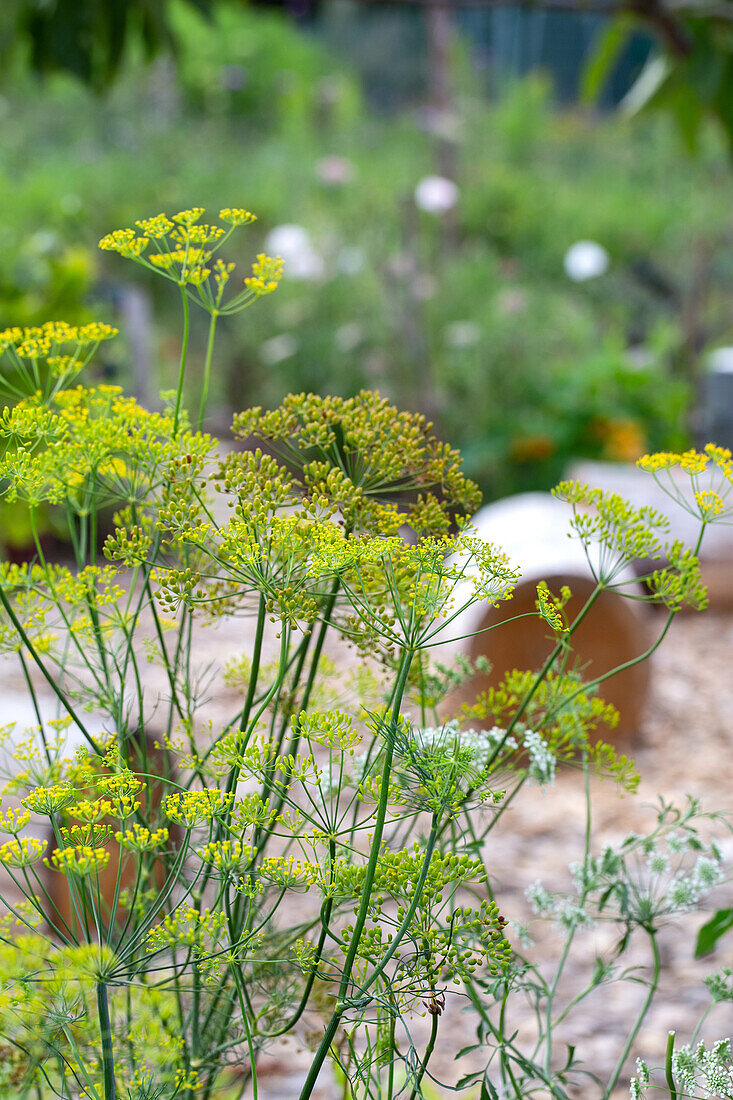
[46,845,111,877]
[99,206,282,313]
[0,320,118,399]
[0,837,46,867]
[638,443,733,525]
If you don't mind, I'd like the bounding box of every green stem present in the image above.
[407,1011,439,1100]
[197,311,218,432]
[664,1030,678,1100]
[360,816,439,997]
[541,758,593,1077]
[494,585,603,759]
[541,606,677,732]
[498,980,516,1096]
[248,577,342,859]
[690,1004,712,1048]
[296,648,414,1100]
[542,925,578,1079]
[173,287,191,436]
[602,929,662,1099]
[386,1012,396,1100]
[239,593,267,736]
[96,981,116,1100]
[297,577,342,715]
[0,582,100,751]
[260,841,336,1038]
[18,649,51,765]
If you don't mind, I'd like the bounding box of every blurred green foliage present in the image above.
[2,0,733,526]
[6,0,733,154]
[584,13,733,156]
[0,0,215,88]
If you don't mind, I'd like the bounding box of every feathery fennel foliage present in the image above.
[0,206,729,1100]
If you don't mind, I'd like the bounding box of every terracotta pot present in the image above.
[45,734,178,937]
[439,493,653,743]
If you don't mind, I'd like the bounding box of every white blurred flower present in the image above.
[692,855,724,891]
[563,240,610,282]
[260,334,298,366]
[386,252,416,279]
[415,106,463,141]
[524,729,556,786]
[414,175,459,214]
[525,880,553,915]
[28,230,58,255]
[316,156,355,186]
[647,852,671,874]
[626,345,656,371]
[708,346,733,374]
[263,225,324,281]
[334,322,364,352]
[495,287,527,316]
[413,274,437,300]
[336,246,365,276]
[443,320,480,349]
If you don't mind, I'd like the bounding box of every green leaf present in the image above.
[620,54,672,117]
[695,908,733,958]
[561,1044,577,1071]
[581,18,635,104]
[712,57,733,154]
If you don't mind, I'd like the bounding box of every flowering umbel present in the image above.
[0,203,727,1100]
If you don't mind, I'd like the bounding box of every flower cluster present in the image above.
[0,836,46,868]
[0,385,213,512]
[99,206,282,313]
[163,789,234,826]
[638,443,733,526]
[232,389,482,534]
[46,844,111,877]
[115,824,169,853]
[530,798,725,934]
[631,1038,733,1099]
[536,580,570,634]
[0,320,118,399]
[462,668,636,788]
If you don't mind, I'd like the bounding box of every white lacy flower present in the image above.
[414,175,459,214]
[414,723,516,765]
[557,900,594,930]
[524,729,556,786]
[667,830,689,853]
[691,854,724,891]
[525,880,554,914]
[563,240,609,281]
[647,852,670,874]
[263,225,324,280]
[667,875,698,911]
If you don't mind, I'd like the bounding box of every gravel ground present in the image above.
[1,604,731,1099]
